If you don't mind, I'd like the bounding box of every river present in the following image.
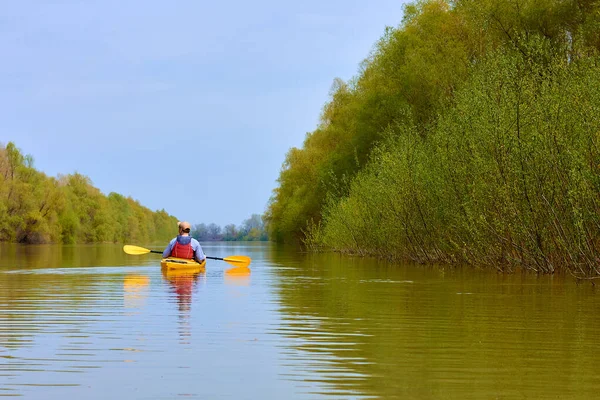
[1,242,599,399]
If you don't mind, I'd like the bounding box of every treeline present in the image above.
[191,214,268,241]
[266,0,600,277]
[0,142,178,244]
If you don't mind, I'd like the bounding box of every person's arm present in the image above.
[163,238,176,258]
[191,239,206,262]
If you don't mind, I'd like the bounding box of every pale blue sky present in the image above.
[1,1,408,228]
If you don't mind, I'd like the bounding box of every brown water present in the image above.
[1,243,599,399]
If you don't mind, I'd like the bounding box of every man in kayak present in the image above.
[163,221,207,263]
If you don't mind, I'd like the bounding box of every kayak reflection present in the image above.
[161,266,205,344]
[161,266,205,313]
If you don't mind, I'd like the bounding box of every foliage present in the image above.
[266,0,478,243]
[268,0,600,276]
[318,41,600,277]
[0,142,178,244]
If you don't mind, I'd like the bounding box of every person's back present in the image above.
[163,221,206,263]
[170,235,195,258]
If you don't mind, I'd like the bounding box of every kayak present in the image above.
[160,257,206,271]
[161,266,204,281]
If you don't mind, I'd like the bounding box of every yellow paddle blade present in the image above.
[123,245,151,255]
[222,255,252,267]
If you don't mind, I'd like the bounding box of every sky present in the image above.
[0,0,409,228]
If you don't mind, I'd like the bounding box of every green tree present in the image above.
[0,142,179,244]
[269,0,600,277]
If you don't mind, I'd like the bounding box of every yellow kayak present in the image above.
[161,266,204,281]
[160,257,206,271]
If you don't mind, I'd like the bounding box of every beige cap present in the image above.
[178,221,191,231]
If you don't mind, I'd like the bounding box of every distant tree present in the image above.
[192,214,269,241]
[242,214,263,232]
[192,223,209,241]
[223,224,237,240]
[234,214,267,241]
[207,223,222,240]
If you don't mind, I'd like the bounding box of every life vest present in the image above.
[170,236,194,259]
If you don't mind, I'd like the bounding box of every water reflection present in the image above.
[267,248,600,399]
[224,274,251,287]
[3,242,600,399]
[0,243,144,270]
[123,274,150,310]
[161,267,205,343]
[161,267,204,312]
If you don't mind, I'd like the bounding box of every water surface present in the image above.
[1,243,599,399]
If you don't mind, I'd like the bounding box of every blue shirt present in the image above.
[162,235,206,262]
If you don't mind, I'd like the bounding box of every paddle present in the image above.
[123,245,252,268]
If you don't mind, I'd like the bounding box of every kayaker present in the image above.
[162,221,206,263]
